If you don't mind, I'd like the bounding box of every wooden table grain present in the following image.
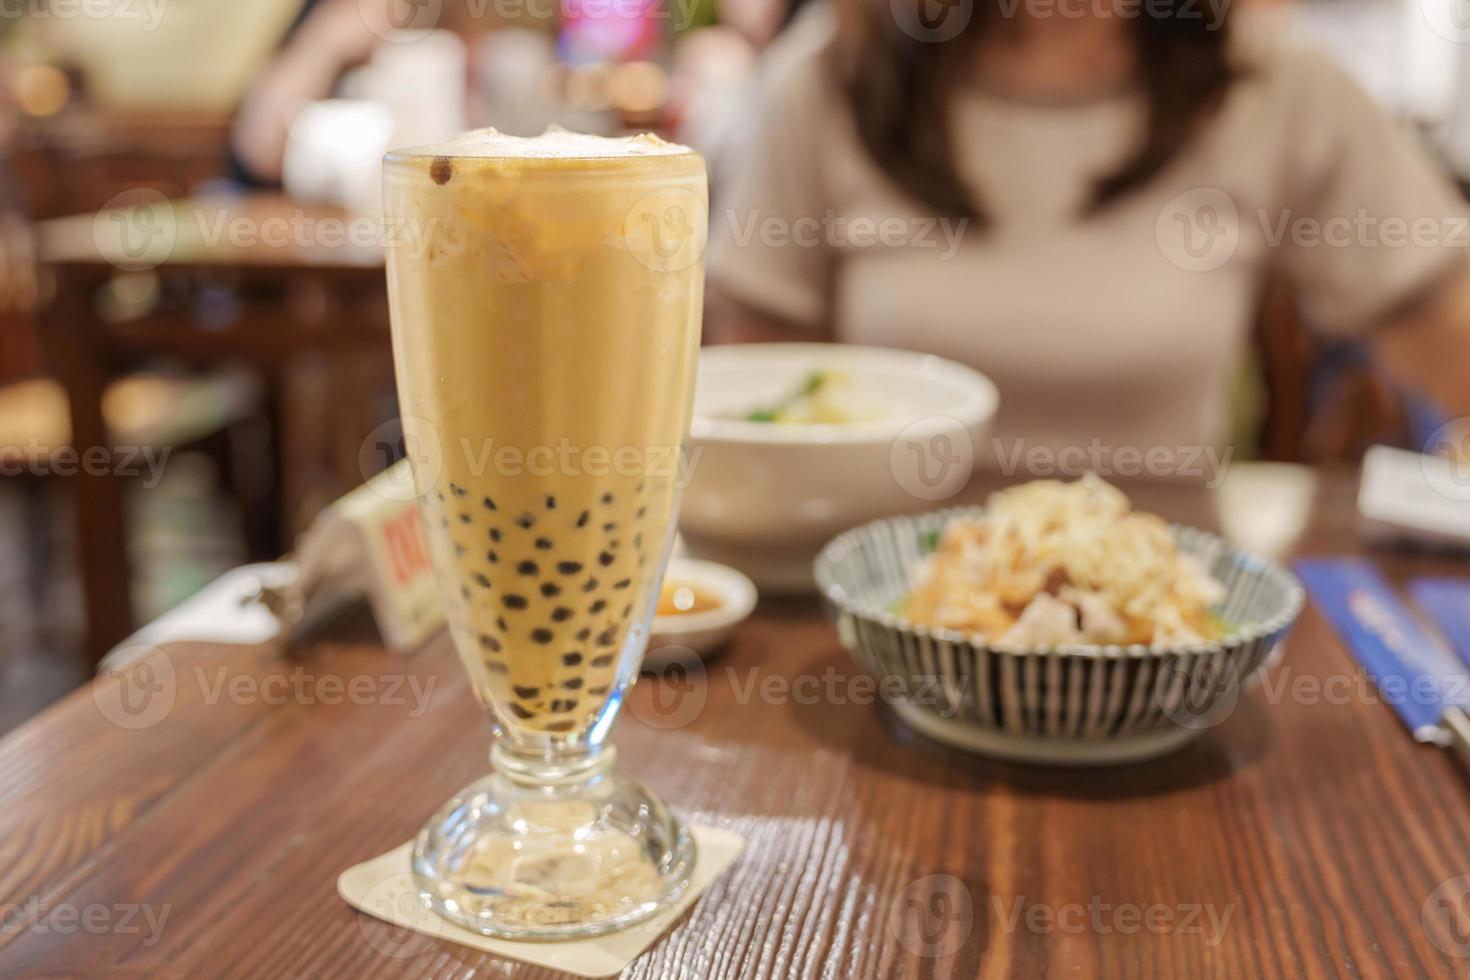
[2,474,1469,978]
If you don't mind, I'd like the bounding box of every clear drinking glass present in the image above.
[382,132,707,939]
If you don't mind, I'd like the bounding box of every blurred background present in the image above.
[0,0,1466,731]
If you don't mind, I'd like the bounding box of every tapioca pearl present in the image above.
[598,552,615,567]
[489,527,501,543]
[459,585,471,601]
[483,495,497,511]
[530,628,554,644]
[517,560,539,576]
[600,492,613,505]
[557,561,583,575]
[454,542,467,557]
[562,677,584,690]
[588,685,610,696]
[595,628,618,646]
[637,506,647,519]
[458,513,472,525]
[450,483,467,498]
[508,703,533,720]
[513,685,540,699]
[473,573,491,588]
[591,653,616,668]
[503,594,528,610]
[540,582,562,598]
[574,628,591,642]
[612,579,631,590]
[545,720,576,733]
[436,489,446,502]
[602,522,616,534]
[485,660,508,675]
[487,549,499,564]
[576,510,590,528]
[551,607,573,622]
[562,652,583,666]
[515,513,535,530]
[583,577,599,593]
[545,495,557,510]
[608,539,621,551]
[549,699,578,713]
[479,633,502,652]
[496,616,509,631]
[589,599,607,615]
[534,537,553,551]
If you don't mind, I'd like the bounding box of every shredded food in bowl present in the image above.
[901,475,1228,647]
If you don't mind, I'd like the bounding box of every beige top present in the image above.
[709,11,1467,470]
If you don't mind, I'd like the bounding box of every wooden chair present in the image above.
[1251,276,1416,465]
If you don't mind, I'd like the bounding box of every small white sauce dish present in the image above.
[645,558,758,665]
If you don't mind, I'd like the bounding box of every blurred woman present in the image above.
[231,0,500,185]
[230,0,375,184]
[708,1,1470,467]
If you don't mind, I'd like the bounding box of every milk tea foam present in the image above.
[383,128,706,736]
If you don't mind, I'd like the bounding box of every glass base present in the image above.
[411,746,695,941]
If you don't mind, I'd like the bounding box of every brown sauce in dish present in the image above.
[657,581,723,616]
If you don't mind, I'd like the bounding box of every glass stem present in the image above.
[491,741,617,793]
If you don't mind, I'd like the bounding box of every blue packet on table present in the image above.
[1295,558,1470,741]
[1410,578,1470,671]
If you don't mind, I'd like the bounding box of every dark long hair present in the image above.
[843,0,1235,222]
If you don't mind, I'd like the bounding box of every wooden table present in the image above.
[35,194,391,661]
[1,474,1468,977]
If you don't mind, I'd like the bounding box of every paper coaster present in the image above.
[339,825,745,977]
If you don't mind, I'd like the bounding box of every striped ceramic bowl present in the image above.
[814,508,1304,765]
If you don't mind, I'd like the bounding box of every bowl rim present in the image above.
[691,343,1000,446]
[813,505,1306,659]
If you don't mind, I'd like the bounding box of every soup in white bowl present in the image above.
[680,344,999,591]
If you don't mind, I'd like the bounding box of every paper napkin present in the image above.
[339,825,744,977]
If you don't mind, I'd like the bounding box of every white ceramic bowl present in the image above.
[646,558,758,666]
[680,344,999,591]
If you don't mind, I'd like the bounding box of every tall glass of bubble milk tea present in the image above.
[382,128,706,940]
